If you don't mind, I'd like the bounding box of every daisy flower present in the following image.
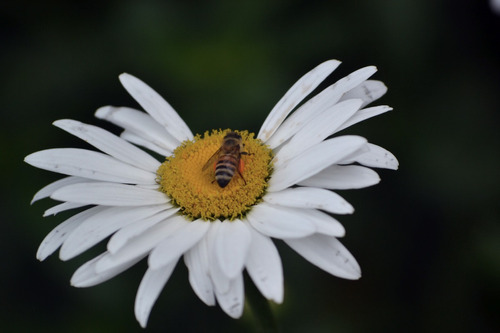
[25,60,398,328]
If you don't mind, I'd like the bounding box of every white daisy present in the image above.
[25,59,398,328]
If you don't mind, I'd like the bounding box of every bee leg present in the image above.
[237,159,247,185]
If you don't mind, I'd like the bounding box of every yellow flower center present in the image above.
[157,129,273,221]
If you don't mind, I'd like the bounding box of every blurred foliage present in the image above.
[1,0,499,332]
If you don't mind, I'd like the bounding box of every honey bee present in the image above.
[203,131,249,188]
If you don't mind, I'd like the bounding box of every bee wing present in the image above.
[202,147,222,171]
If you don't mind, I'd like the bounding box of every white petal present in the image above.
[43,202,88,216]
[135,261,179,328]
[136,183,163,190]
[214,274,245,319]
[119,73,193,142]
[213,219,251,279]
[298,165,380,190]
[269,136,368,192]
[95,106,179,153]
[285,234,361,279]
[51,183,168,206]
[120,131,172,157]
[258,60,341,142]
[53,119,160,172]
[36,206,106,261]
[60,205,170,261]
[107,208,179,254]
[250,202,344,237]
[299,209,346,237]
[341,143,399,170]
[265,84,343,149]
[148,219,210,270]
[30,176,89,204]
[70,252,105,286]
[71,252,144,288]
[246,202,315,239]
[205,220,231,294]
[184,239,216,306]
[265,66,377,148]
[25,148,157,184]
[264,187,354,215]
[273,99,363,167]
[338,80,387,107]
[245,227,283,303]
[95,215,187,274]
[337,105,393,133]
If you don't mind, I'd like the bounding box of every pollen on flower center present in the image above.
[157,129,273,221]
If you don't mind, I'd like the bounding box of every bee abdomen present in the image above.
[215,155,237,188]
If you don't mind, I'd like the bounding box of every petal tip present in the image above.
[119,73,138,88]
[52,119,73,127]
[59,249,73,262]
[36,251,47,261]
[94,105,112,119]
[23,153,34,164]
[70,276,83,288]
[118,72,132,80]
[324,59,342,66]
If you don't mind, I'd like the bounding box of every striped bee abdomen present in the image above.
[215,154,238,188]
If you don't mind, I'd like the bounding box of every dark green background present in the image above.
[2,1,499,332]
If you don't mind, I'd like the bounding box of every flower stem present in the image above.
[245,274,279,332]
